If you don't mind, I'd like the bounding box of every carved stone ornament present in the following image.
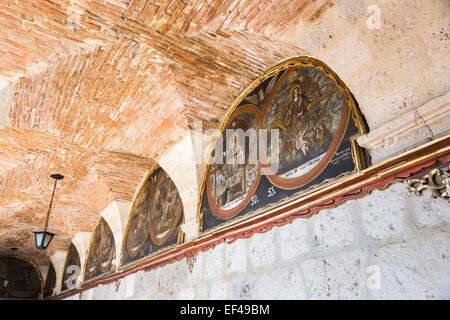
[186,253,198,273]
[406,165,450,203]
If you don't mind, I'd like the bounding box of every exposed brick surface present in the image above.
[0,0,333,266]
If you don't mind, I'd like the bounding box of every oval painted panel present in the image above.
[85,218,115,279]
[150,171,183,246]
[206,105,262,219]
[86,230,101,278]
[98,221,115,273]
[261,65,349,189]
[5,259,41,298]
[126,181,153,257]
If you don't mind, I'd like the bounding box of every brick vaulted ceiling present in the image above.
[0,0,334,263]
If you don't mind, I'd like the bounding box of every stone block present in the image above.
[225,238,248,274]
[204,242,225,279]
[256,266,307,300]
[301,250,368,299]
[279,218,310,261]
[406,188,450,228]
[370,226,450,299]
[209,280,229,299]
[356,183,410,241]
[194,283,208,299]
[311,201,355,251]
[249,229,277,270]
[416,91,450,137]
[230,277,256,300]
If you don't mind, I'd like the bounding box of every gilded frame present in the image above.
[119,165,185,269]
[82,216,116,283]
[197,56,370,233]
[205,104,264,220]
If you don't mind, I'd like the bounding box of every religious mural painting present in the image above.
[200,57,369,232]
[61,242,81,291]
[207,106,262,219]
[121,167,184,266]
[43,263,56,298]
[84,217,116,281]
[0,256,43,299]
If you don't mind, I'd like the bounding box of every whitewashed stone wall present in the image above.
[66,182,450,300]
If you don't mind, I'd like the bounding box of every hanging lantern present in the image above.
[33,174,64,250]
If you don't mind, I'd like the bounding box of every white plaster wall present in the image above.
[158,133,200,241]
[284,0,450,132]
[100,200,132,269]
[71,232,92,286]
[50,250,68,294]
[73,182,450,300]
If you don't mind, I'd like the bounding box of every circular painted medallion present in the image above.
[126,181,153,257]
[206,105,262,219]
[261,64,350,189]
[6,259,40,298]
[149,171,183,246]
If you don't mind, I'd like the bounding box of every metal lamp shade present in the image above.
[33,231,55,250]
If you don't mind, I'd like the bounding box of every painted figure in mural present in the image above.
[0,258,41,298]
[154,183,175,235]
[244,73,279,109]
[210,112,259,211]
[127,182,152,252]
[264,66,343,177]
[99,221,115,271]
[6,260,40,297]
[86,219,115,278]
[151,172,181,243]
[86,230,101,276]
